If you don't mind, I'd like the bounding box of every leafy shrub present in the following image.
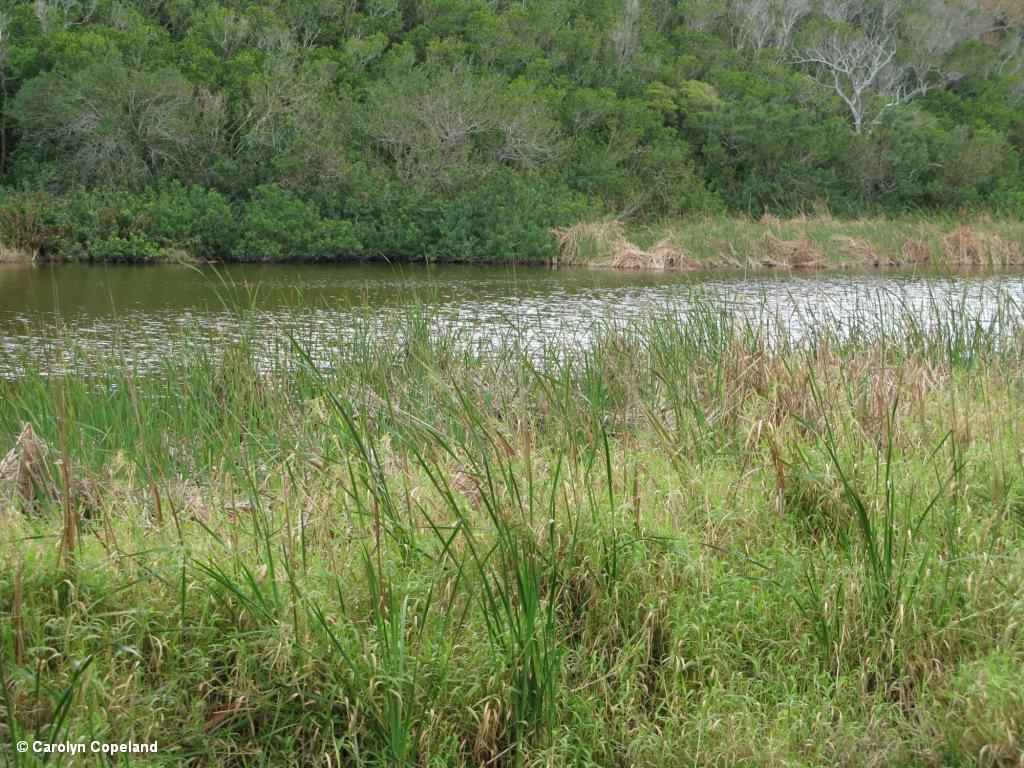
[232,185,362,261]
[988,178,1024,218]
[141,182,238,259]
[80,233,164,263]
[347,179,446,262]
[431,171,588,263]
[0,188,70,255]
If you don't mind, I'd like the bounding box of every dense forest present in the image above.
[0,0,1022,262]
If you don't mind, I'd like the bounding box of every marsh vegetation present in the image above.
[2,293,1023,765]
[556,216,1024,270]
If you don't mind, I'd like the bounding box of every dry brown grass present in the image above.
[0,423,59,507]
[830,235,879,265]
[901,238,933,264]
[757,233,826,268]
[0,246,37,263]
[555,217,1024,271]
[552,220,630,266]
[552,221,693,270]
[607,237,693,270]
[0,422,103,525]
[939,226,1024,265]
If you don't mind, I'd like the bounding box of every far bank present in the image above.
[1,184,1022,270]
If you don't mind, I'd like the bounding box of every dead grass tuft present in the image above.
[0,423,59,506]
[0,422,103,519]
[0,246,38,263]
[757,233,825,268]
[607,237,693,270]
[901,238,933,264]
[552,221,693,270]
[552,220,629,266]
[831,235,879,265]
[647,238,693,269]
[940,226,1024,265]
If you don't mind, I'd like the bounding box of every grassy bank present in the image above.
[2,298,1024,766]
[3,185,1023,269]
[556,216,1024,270]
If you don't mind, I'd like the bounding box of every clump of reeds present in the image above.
[552,221,692,269]
[940,225,1024,265]
[757,232,825,268]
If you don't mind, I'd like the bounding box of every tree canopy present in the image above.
[0,0,1022,261]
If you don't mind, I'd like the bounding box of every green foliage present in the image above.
[141,182,238,260]
[0,0,1021,261]
[432,171,587,262]
[233,184,362,261]
[8,58,201,186]
[0,187,66,254]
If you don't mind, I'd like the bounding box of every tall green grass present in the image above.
[1,291,1023,766]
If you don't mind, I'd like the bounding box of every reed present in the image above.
[1,290,1022,766]
[561,214,1024,270]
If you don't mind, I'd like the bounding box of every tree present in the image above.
[733,0,811,52]
[0,12,12,173]
[902,0,992,91]
[795,27,920,133]
[269,0,352,48]
[609,0,642,76]
[32,0,96,35]
[233,54,352,193]
[361,65,560,190]
[9,58,200,185]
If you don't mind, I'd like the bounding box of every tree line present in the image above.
[0,0,1021,262]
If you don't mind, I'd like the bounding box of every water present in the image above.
[2,262,1024,373]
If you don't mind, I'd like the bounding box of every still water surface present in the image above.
[3,262,1024,371]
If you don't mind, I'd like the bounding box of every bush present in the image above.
[79,233,164,263]
[141,182,238,259]
[232,185,362,262]
[987,178,1024,218]
[431,171,588,263]
[348,182,446,262]
[0,188,70,256]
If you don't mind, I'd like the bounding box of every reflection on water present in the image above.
[2,262,1024,374]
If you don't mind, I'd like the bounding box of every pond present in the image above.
[2,262,1024,373]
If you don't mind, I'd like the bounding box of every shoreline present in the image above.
[3,216,1024,270]
[554,216,1024,270]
